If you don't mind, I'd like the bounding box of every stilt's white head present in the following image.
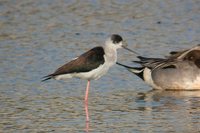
[105,34,126,50]
[105,34,138,54]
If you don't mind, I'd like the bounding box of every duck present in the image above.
[117,44,200,90]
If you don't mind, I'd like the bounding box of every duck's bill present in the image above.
[122,46,139,55]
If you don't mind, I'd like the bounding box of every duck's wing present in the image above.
[140,44,200,69]
[134,56,168,69]
[167,44,200,60]
[167,50,188,59]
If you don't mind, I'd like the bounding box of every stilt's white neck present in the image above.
[103,41,118,65]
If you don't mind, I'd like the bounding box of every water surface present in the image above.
[0,0,200,132]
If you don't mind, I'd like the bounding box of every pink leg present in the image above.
[85,80,90,132]
[85,80,90,122]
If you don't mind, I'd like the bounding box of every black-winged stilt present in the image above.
[42,34,136,125]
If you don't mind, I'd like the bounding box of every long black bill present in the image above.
[123,46,139,55]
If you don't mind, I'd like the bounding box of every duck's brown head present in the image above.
[184,50,200,68]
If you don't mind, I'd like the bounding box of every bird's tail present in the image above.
[116,62,144,80]
[41,74,53,82]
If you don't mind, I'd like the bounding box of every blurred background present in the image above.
[0,0,200,132]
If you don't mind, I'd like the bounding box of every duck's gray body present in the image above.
[118,45,200,90]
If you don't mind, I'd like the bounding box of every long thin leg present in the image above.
[85,80,90,132]
[85,80,90,122]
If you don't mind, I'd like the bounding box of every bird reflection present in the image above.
[135,89,200,112]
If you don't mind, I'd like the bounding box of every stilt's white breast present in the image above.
[76,63,111,80]
[55,62,111,80]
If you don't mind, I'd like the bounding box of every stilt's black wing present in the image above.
[42,47,105,81]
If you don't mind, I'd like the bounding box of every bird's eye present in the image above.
[189,56,194,60]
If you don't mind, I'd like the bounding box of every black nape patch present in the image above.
[162,65,176,69]
[111,34,123,44]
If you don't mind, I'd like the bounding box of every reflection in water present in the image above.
[134,90,200,132]
[85,121,89,133]
[135,90,200,111]
[0,88,200,132]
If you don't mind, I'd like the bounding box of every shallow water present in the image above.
[0,0,200,132]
